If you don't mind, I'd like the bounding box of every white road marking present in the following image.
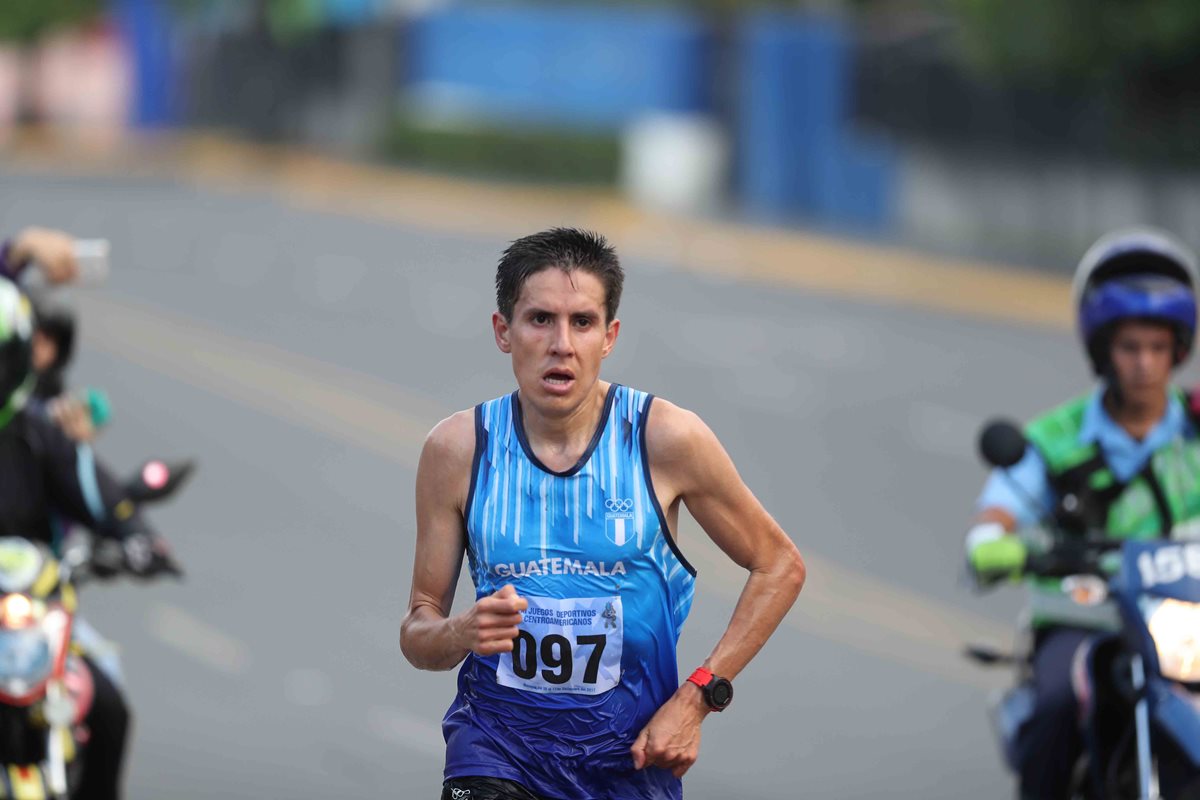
[365,706,445,756]
[146,603,252,676]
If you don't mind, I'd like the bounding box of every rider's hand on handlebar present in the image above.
[968,536,1027,583]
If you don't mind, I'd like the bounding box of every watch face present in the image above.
[710,680,732,708]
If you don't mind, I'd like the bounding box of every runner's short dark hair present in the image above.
[496,228,623,323]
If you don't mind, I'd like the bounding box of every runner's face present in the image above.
[1109,320,1175,406]
[493,268,619,413]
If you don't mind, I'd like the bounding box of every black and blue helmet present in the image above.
[1073,227,1199,375]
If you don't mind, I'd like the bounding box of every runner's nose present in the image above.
[549,320,574,356]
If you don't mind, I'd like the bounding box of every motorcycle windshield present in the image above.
[0,628,52,698]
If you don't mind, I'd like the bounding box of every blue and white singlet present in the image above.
[443,384,697,800]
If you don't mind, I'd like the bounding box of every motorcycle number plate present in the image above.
[496,596,622,696]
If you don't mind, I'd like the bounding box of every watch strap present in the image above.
[686,667,731,711]
[686,667,713,689]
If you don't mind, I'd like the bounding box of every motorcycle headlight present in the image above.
[0,593,42,629]
[1142,597,1200,682]
[0,628,52,698]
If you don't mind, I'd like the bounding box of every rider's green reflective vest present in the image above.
[1024,389,1200,629]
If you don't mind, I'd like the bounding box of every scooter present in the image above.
[0,459,190,799]
[968,420,1200,800]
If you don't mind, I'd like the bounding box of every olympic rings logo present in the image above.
[605,498,634,512]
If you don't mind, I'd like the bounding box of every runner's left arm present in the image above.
[631,399,805,778]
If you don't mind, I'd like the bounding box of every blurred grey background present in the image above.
[3,0,1200,797]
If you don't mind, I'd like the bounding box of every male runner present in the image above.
[401,228,806,799]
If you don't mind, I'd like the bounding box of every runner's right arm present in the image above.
[401,411,528,671]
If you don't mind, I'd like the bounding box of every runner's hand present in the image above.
[455,584,527,656]
[630,684,709,778]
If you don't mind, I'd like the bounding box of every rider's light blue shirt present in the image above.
[977,387,1189,528]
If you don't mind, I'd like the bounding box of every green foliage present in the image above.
[944,0,1200,82]
[380,116,621,186]
[167,0,324,43]
[0,0,105,44]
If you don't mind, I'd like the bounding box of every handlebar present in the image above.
[1022,536,1124,579]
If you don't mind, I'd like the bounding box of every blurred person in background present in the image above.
[965,227,1200,799]
[30,299,103,444]
[0,227,176,800]
[30,300,75,401]
[3,227,104,442]
[401,228,805,800]
[0,226,79,284]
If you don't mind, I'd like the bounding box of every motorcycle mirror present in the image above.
[978,419,1027,469]
[125,460,195,504]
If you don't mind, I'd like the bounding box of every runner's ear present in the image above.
[493,311,513,353]
[602,317,620,358]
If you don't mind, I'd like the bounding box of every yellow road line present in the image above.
[4,131,1073,332]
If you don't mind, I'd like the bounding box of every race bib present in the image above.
[497,596,623,696]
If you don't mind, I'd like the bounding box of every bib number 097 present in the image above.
[510,631,607,685]
[495,595,623,695]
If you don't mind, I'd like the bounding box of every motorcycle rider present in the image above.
[967,226,1200,799]
[31,300,77,403]
[0,231,177,799]
[3,227,103,443]
[30,300,107,444]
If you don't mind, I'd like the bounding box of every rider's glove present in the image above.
[966,522,1027,583]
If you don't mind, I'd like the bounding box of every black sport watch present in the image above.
[686,667,733,712]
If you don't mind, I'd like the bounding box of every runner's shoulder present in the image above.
[420,409,476,473]
[644,396,718,466]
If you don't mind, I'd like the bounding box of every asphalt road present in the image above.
[0,163,1127,798]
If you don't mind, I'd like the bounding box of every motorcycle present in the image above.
[0,458,190,799]
[968,420,1200,800]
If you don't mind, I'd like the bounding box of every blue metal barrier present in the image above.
[113,0,178,127]
[405,5,714,128]
[737,13,895,233]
